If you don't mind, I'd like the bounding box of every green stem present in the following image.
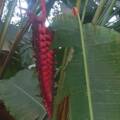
[57,48,68,92]
[77,14,94,120]
[100,0,116,25]
[92,0,107,25]
[76,0,81,12]
[81,0,88,23]
[52,48,68,120]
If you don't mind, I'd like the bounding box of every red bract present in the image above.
[72,7,79,16]
[32,23,54,119]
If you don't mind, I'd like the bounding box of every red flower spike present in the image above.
[33,23,54,118]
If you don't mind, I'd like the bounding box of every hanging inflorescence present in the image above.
[32,21,54,118]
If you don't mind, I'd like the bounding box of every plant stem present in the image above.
[77,14,94,120]
[100,0,116,25]
[52,48,68,120]
[92,0,107,24]
[57,48,68,93]
[76,0,81,12]
[81,0,88,23]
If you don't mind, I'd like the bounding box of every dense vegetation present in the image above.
[0,0,120,120]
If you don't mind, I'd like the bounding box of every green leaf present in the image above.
[84,24,120,120]
[52,14,120,47]
[0,22,18,51]
[0,69,46,120]
[53,19,120,119]
[51,14,80,48]
[19,42,33,67]
[60,47,89,120]
[62,0,77,6]
[0,51,23,79]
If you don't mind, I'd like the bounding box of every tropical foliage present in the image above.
[0,0,120,120]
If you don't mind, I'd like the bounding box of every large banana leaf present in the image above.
[0,69,46,120]
[52,14,120,120]
[84,24,120,120]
